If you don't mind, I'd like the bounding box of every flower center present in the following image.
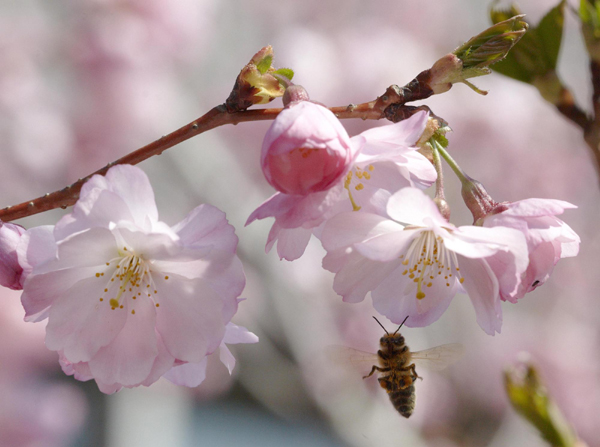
[95,247,160,314]
[400,230,464,300]
[344,164,375,211]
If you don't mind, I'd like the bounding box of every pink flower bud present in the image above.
[0,221,26,290]
[261,101,353,195]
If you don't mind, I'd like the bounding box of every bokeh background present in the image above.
[0,0,598,446]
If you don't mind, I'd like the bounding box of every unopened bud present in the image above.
[505,359,580,447]
[282,85,310,106]
[429,54,463,95]
[461,175,498,223]
[433,197,451,221]
[0,220,26,290]
[225,46,293,113]
[428,16,528,96]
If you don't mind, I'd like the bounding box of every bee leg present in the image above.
[363,365,388,379]
[408,363,421,380]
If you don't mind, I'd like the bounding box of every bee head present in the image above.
[373,316,408,345]
[381,333,405,346]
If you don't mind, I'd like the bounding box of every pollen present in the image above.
[164,275,169,280]
[98,250,158,314]
[400,230,464,301]
[131,310,135,315]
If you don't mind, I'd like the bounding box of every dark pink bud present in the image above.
[0,221,26,290]
[261,101,352,195]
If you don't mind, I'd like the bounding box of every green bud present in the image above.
[455,14,528,72]
[505,359,580,447]
[428,16,527,96]
[225,46,290,113]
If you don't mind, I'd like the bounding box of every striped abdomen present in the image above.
[388,384,416,418]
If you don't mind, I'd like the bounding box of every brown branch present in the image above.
[0,79,434,223]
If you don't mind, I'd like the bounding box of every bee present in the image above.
[329,316,464,418]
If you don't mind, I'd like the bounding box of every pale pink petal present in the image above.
[355,228,419,262]
[141,333,176,387]
[104,164,159,225]
[21,227,119,320]
[498,198,576,217]
[46,279,128,362]
[59,353,93,382]
[443,225,527,261]
[458,256,502,335]
[321,212,401,252]
[371,266,458,327]
[326,249,402,303]
[154,274,225,363]
[16,225,55,285]
[517,241,559,297]
[245,193,301,226]
[172,204,238,253]
[223,323,259,344]
[54,189,135,241]
[386,188,445,224]
[484,248,525,303]
[276,227,312,261]
[88,296,158,386]
[163,358,208,387]
[219,345,236,374]
[21,266,105,322]
[353,111,428,148]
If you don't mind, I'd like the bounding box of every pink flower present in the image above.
[0,221,26,290]
[321,187,529,335]
[483,198,580,302]
[18,165,256,393]
[247,110,437,261]
[261,101,353,195]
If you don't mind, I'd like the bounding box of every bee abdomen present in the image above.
[389,385,416,418]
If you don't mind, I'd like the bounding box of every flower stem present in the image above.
[430,140,446,200]
[435,144,469,184]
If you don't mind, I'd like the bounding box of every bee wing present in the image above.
[325,345,379,372]
[410,343,464,371]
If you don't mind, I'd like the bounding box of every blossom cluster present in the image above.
[247,99,579,335]
[0,93,580,393]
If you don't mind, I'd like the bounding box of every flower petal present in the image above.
[172,204,238,253]
[458,256,502,335]
[46,278,128,362]
[353,110,428,148]
[88,295,158,386]
[154,274,225,363]
[163,358,208,387]
[386,188,445,225]
[104,165,159,226]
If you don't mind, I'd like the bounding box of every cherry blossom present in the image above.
[261,100,353,195]
[247,110,437,261]
[18,165,255,392]
[320,187,529,335]
[483,198,580,302]
[0,221,26,290]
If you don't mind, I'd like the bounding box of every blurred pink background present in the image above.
[0,0,597,446]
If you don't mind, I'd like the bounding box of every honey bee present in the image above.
[329,316,464,418]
